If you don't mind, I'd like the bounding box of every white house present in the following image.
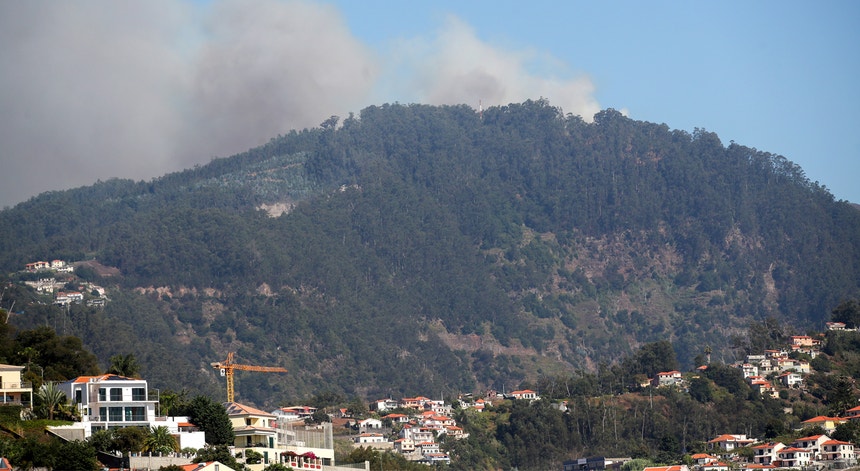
[820,439,856,462]
[778,372,804,388]
[58,374,157,433]
[510,389,540,400]
[707,434,756,452]
[354,433,386,444]
[652,371,683,388]
[776,447,812,468]
[751,442,785,465]
[792,434,830,457]
[358,418,382,431]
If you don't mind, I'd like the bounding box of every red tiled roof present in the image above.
[223,402,274,417]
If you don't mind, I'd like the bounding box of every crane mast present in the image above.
[210,352,288,402]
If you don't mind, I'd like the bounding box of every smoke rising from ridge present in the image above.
[0,0,600,208]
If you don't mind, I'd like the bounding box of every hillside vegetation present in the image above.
[1,100,859,406]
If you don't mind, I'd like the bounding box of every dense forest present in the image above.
[1,100,859,406]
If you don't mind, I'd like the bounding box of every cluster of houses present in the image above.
[20,258,108,307]
[564,426,859,471]
[648,335,832,398]
[701,427,859,469]
[0,365,358,471]
[2,365,545,469]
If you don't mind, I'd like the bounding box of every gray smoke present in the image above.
[0,1,598,208]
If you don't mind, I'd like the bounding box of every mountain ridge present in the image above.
[2,100,858,407]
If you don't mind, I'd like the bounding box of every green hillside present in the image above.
[1,100,858,407]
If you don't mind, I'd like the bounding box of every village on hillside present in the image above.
[2,259,859,470]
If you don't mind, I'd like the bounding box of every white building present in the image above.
[52,374,205,448]
[58,374,157,433]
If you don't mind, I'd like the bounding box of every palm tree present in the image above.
[107,353,140,378]
[158,389,187,417]
[35,382,68,420]
[144,426,179,454]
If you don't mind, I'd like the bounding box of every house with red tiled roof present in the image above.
[751,442,786,465]
[701,461,729,471]
[382,413,410,424]
[820,439,855,461]
[799,416,846,434]
[792,434,830,457]
[740,464,776,471]
[401,396,434,409]
[510,389,539,400]
[776,447,812,468]
[749,378,777,398]
[0,457,12,469]
[224,401,278,450]
[652,371,683,388]
[844,405,860,421]
[442,425,468,439]
[178,462,237,471]
[58,374,156,433]
[826,322,846,331]
[643,466,689,471]
[707,434,755,452]
[690,453,718,465]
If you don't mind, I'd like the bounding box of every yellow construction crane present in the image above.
[211,352,288,403]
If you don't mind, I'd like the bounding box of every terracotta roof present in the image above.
[822,439,852,446]
[223,402,274,417]
[795,434,825,440]
[71,374,136,383]
[801,416,840,424]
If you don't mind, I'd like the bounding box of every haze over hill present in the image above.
[1,101,859,407]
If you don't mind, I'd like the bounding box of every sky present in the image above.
[1,1,858,209]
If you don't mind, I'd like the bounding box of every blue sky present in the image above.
[1,0,858,207]
[329,0,860,202]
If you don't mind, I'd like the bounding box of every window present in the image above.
[132,388,145,401]
[99,407,106,420]
[75,390,82,404]
[108,407,123,421]
[98,388,106,401]
[110,388,122,401]
[125,406,145,421]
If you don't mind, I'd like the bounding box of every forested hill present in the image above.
[2,100,859,407]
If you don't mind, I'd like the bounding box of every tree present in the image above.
[88,429,116,453]
[831,300,860,328]
[159,389,188,417]
[243,449,263,464]
[34,382,68,420]
[688,377,713,403]
[113,426,148,455]
[108,353,141,378]
[185,395,235,445]
[261,463,293,471]
[53,439,100,471]
[194,444,244,471]
[144,426,179,454]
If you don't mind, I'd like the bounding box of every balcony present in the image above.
[0,381,33,390]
